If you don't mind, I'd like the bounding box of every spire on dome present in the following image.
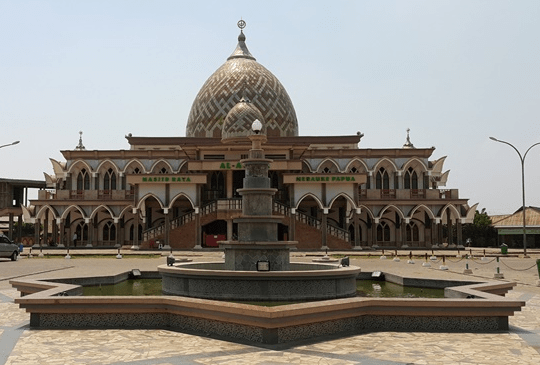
[75,131,86,150]
[228,19,256,61]
[402,128,415,149]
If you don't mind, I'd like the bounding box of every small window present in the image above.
[265,154,286,160]
[204,155,225,160]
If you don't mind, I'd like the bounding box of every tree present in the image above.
[462,208,497,247]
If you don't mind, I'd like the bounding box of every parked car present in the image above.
[0,234,19,261]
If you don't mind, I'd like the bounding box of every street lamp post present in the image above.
[0,141,20,149]
[490,137,540,257]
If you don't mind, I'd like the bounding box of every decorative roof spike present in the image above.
[402,128,415,149]
[228,19,256,61]
[75,130,86,150]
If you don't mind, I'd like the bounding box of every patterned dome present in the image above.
[221,97,266,143]
[186,28,299,138]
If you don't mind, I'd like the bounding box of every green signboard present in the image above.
[141,176,192,182]
[498,228,540,235]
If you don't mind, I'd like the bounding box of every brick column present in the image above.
[51,218,57,246]
[17,214,23,243]
[33,218,41,248]
[87,218,94,247]
[227,219,233,240]
[131,209,140,250]
[321,208,328,250]
[58,219,65,248]
[226,170,233,199]
[354,208,360,249]
[290,208,296,241]
[456,219,463,246]
[8,213,14,240]
[194,207,202,249]
[447,214,453,246]
[163,209,171,250]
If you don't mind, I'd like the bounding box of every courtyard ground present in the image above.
[0,247,539,365]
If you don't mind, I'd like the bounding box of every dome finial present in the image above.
[237,19,246,30]
[403,128,415,149]
[75,130,86,150]
[228,19,255,60]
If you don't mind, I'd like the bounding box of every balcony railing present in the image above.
[410,189,425,198]
[64,190,134,200]
[357,188,457,201]
[98,190,112,199]
[70,190,84,199]
[381,189,396,199]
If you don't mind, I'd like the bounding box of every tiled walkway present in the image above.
[1,250,540,364]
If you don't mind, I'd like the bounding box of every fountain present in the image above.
[158,120,361,301]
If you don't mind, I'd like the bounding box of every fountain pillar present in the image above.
[221,123,296,271]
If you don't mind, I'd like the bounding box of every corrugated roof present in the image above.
[492,207,540,227]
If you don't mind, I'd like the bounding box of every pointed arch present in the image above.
[357,204,375,219]
[344,158,369,173]
[35,205,59,220]
[301,160,314,173]
[67,159,94,175]
[122,159,146,174]
[177,160,189,173]
[294,193,324,210]
[90,204,116,220]
[328,193,357,211]
[401,157,428,172]
[372,157,398,173]
[407,204,436,220]
[316,158,340,173]
[137,193,165,210]
[150,159,173,174]
[377,204,405,220]
[96,159,120,174]
[169,193,196,210]
[119,205,136,219]
[437,203,461,219]
[60,205,87,220]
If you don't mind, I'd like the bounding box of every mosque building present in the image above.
[23,21,477,250]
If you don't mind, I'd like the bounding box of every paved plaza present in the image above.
[1,248,540,364]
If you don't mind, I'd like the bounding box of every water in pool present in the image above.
[84,279,444,299]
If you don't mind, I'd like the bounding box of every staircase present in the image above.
[142,199,351,249]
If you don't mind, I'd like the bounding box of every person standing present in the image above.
[72,232,77,247]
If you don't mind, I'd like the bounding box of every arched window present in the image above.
[133,167,141,174]
[406,222,420,242]
[348,224,363,242]
[404,167,418,189]
[208,171,225,199]
[159,167,168,174]
[103,168,117,190]
[75,221,88,241]
[377,221,391,241]
[129,223,143,241]
[77,169,90,190]
[269,171,279,189]
[376,168,389,189]
[102,221,116,242]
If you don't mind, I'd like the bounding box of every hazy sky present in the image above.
[1,0,539,215]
